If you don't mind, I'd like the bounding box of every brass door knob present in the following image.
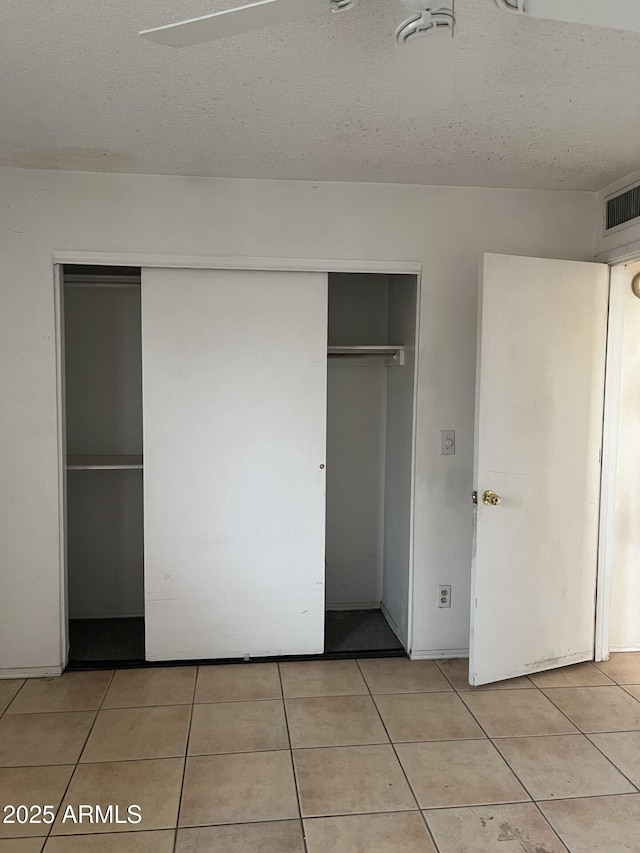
[482,490,501,506]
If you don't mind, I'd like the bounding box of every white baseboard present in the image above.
[609,644,640,653]
[1,666,63,680]
[410,648,469,660]
[325,602,380,611]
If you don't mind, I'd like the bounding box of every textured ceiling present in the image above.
[1,0,639,190]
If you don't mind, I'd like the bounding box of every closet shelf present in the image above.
[327,346,405,365]
[67,455,143,470]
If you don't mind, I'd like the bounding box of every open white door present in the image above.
[470,254,609,686]
[142,268,327,661]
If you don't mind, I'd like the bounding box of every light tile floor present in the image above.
[0,653,639,852]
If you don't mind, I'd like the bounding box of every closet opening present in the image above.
[62,265,145,665]
[58,261,419,668]
[324,272,418,656]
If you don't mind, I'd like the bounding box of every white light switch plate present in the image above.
[441,430,455,455]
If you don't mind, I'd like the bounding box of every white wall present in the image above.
[0,166,596,673]
[327,273,389,347]
[610,259,640,651]
[593,168,640,652]
[325,273,388,609]
[383,275,417,647]
[65,284,142,456]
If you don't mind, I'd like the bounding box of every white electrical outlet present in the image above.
[438,585,451,608]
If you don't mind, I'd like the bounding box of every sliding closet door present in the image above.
[142,268,328,660]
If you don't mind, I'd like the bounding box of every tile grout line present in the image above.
[437,660,640,852]
[5,658,640,850]
[393,677,513,837]
[433,660,577,852]
[43,669,117,847]
[170,666,199,853]
[277,663,309,853]
[450,659,587,737]
[533,802,574,853]
[592,659,640,682]
[6,703,200,720]
[432,660,540,801]
[537,681,640,797]
[46,725,640,763]
[583,733,640,795]
[530,674,620,724]
[4,706,196,716]
[534,790,640,803]
[439,671,545,809]
[1,679,30,717]
[431,660,467,694]
[43,730,635,759]
[354,659,443,853]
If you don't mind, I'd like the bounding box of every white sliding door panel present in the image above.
[142,268,327,661]
[470,254,608,685]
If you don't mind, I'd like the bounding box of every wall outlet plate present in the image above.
[438,585,451,608]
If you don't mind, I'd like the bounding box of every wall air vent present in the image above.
[605,182,640,234]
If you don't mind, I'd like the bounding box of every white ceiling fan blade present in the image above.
[512,0,640,33]
[140,0,330,47]
[395,30,456,119]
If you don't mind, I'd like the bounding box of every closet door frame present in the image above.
[53,252,422,667]
[54,263,69,667]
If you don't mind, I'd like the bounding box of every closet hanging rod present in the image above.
[64,274,141,288]
[327,346,405,365]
